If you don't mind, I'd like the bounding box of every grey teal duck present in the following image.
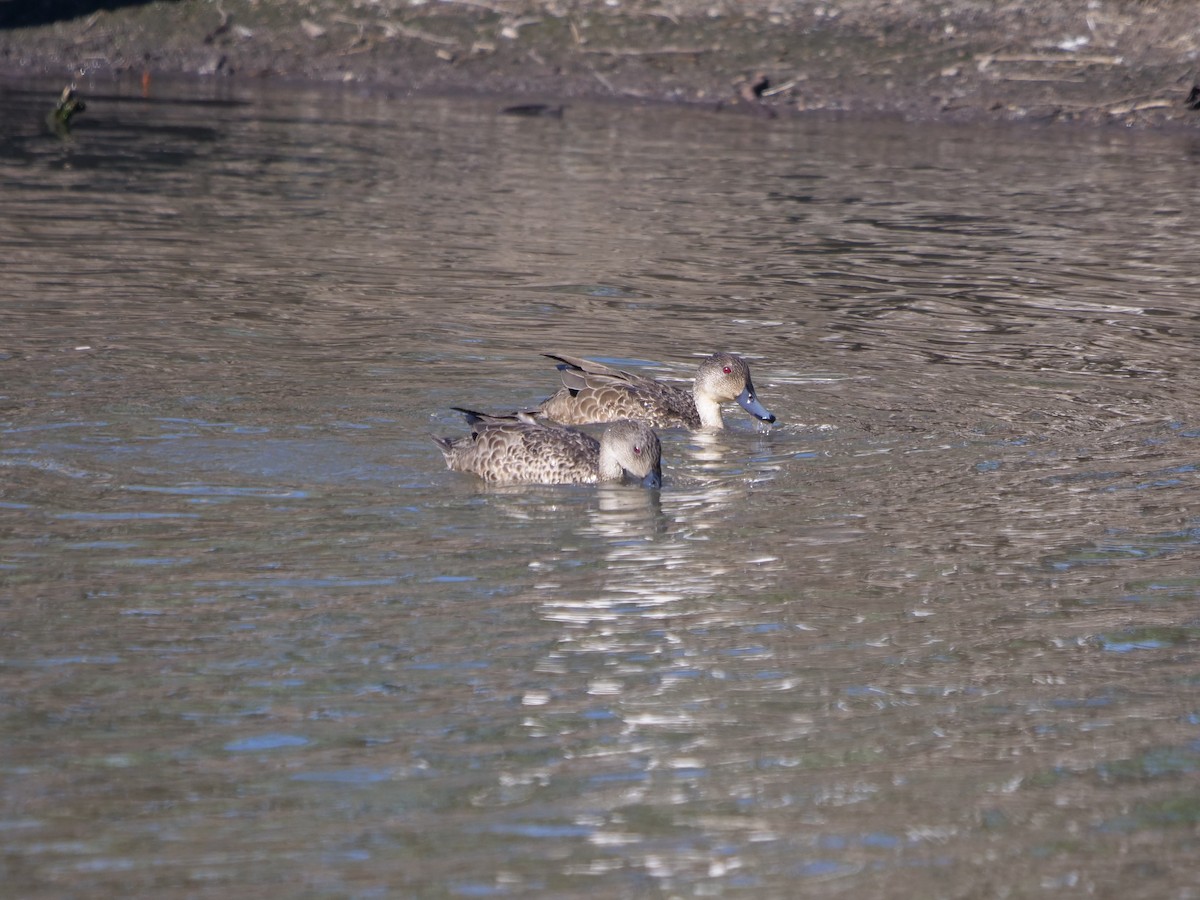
[536,352,776,430]
[433,408,662,487]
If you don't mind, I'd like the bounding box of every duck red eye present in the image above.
[722,366,732,374]
[633,445,642,455]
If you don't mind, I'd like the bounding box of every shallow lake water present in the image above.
[2,77,1199,898]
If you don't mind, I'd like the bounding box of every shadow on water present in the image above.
[0,1,179,30]
[0,85,235,170]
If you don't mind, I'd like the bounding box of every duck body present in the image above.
[433,409,662,487]
[537,352,776,431]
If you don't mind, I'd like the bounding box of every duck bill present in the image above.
[736,384,777,424]
[636,466,663,489]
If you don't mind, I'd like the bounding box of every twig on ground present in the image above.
[437,0,514,12]
[586,64,616,93]
[385,23,460,47]
[582,45,712,57]
[999,73,1087,83]
[204,3,233,44]
[983,53,1124,66]
[762,78,801,97]
[1106,98,1173,115]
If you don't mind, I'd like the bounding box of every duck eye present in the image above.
[722,366,732,374]
[633,444,642,455]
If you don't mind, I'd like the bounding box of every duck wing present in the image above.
[539,354,697,428]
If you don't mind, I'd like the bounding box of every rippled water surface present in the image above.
[3,78,1200,898]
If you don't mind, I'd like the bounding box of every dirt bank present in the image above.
[2,0,1199,127]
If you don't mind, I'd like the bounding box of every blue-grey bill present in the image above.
[736,385,777,424]
[640,468,663,489]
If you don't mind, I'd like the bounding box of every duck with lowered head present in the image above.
[433,408,662,487]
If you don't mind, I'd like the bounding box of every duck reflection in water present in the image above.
[433,408,662,488]
[589,483,670,540]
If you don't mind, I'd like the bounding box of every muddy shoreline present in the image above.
[2,1,1199,128]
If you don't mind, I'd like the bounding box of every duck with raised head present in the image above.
[537,352,776,431]
[433,409,662,487]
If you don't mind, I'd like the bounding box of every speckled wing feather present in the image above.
[434,409,602,484]
[513,421,601,483]
[538,354,700,429]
